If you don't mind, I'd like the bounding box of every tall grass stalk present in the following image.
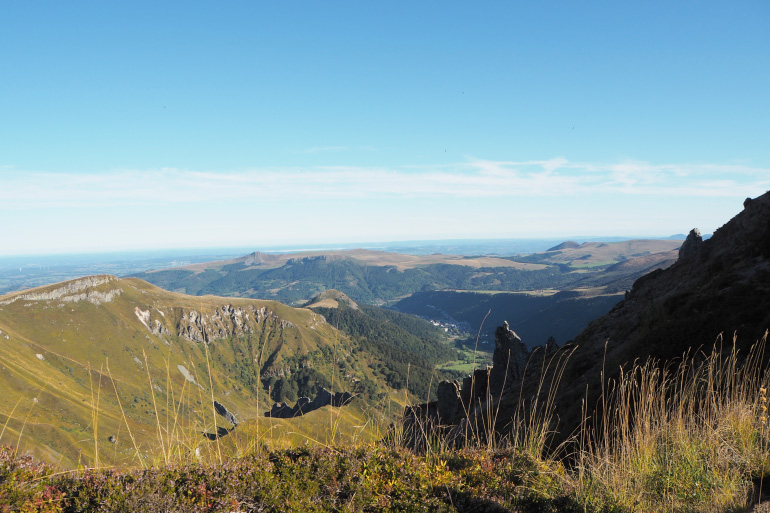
[106,360,145,469]
[511,344,577,459]
[0,397,22,447]
[93,364,103,468]
[142,349,167,466]
[17,383,47,458]
[203,337,223,465]
[575,332,770,512]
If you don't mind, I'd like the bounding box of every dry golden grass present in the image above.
[575,331,770,512]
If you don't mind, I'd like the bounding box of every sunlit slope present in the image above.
[0,276,393,468]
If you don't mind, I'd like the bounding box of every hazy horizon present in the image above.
[0,233,694,259]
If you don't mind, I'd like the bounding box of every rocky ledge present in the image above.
[0,275,120,306]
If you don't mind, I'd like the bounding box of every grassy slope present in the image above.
[3,340,770,513]
[0,276,401,469]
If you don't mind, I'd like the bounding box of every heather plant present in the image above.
[1,442,582,512]
[0,445,65,513]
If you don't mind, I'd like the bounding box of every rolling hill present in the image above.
[131,241,682,308]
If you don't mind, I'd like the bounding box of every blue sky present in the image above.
[1,1,768,255]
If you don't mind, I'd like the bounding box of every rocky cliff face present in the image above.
[575,191,770,366]
[0,275,121,306]
[134,303,293,343]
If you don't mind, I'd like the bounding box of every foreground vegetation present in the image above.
[3,333,770,512]
[0,444,576,512]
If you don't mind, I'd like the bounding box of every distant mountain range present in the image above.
[130,240,682,307]
[0,236,694,297]
[125,239,682,350]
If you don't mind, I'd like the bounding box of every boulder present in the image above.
[213,400,238,426]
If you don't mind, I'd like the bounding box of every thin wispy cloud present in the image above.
[0,159,767,210]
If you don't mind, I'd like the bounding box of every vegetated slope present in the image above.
[307,291,458,400]
[132,251,561,306]
[393,290,624,350]
[0,277,411,468]
[132,241,681,307]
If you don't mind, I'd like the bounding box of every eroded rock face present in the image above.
[174,305,290,343]
[264,388,354,418]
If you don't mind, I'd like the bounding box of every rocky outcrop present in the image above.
[135,307,171,336]
[204,400,238,441]
[403,322,561,449]
[0,275,120,306]
[433,323,534,425]
[265,388,353,418]
[436,380,464,422]
[489,322,529,398]
[174,304,291,343]
[677,228,703,261]
[214,400,238,426]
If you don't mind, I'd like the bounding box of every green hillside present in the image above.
[310,301,459,400]
[0,276,433,469]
